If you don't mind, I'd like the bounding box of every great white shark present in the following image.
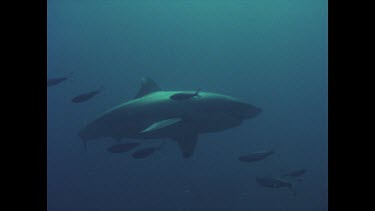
[79,77,262,158]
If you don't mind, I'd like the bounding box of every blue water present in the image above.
[47,1,327,210]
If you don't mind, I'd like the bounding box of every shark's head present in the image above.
[231,101,262,119]
[199,93,262,120]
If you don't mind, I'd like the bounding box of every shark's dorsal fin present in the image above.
[134,77,161,99]
[140,118,182,133]
[174,133,198,158]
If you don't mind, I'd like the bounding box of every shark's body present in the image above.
[79,77,261,158]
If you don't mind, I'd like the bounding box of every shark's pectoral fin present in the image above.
[174,133,198,158]
[141,118,182,133]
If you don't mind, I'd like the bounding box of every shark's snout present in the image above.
[227,101,262,119]
[252,106,262,117]
[239,104,262,119]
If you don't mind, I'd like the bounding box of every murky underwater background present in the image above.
[47,0,327,210]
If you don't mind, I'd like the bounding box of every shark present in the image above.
[78,77,262,158]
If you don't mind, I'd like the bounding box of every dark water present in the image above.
[47,0,327,211]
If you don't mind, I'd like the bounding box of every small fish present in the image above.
[281,169,307,179]
[256,176,296,195]
[238,150,274,163]
[131,143,164,159]
[72,86,104,103]
[47,72,73,87]
[107,142,141,153]
[170,89,201,101]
